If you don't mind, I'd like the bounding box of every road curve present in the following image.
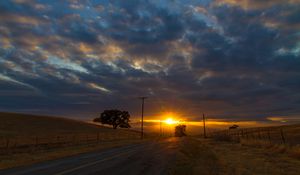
[0,138,180,175]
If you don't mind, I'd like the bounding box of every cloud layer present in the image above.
[0,0,300,122]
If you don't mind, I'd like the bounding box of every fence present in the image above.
[210,125,300,146]
[0,132,140,153]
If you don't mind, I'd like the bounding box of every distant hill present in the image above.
[0,112,138,138]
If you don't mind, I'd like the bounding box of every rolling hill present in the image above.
[0,112,138,138]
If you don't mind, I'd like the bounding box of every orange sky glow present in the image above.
[127,111,289,135]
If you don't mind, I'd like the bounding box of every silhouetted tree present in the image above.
[175,125,187,137]
[94,109,131,129]
[229,124,239,129]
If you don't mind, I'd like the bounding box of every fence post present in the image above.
[57,136,59,143]
[6,138,10,149]
[241,130,244,138]
[72,134,75,145]
[280,128,285,144]
[35,136,38,146]
[267,130,271,143]
[258,131,261,140]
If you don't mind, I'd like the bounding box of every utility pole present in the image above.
[203,113,207,138]
[138,97,147,139]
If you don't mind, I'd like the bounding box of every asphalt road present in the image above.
[0,138,180,175]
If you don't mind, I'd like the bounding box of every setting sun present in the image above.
[165,118,178,125]
[162,112,180,125]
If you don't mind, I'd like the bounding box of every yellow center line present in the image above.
[53,150,136,175]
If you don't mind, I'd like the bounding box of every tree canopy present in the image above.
[175,124,187,137]
[94,109,131,129]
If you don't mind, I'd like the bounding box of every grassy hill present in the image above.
[0,112,142,169]
[0,112,139,138]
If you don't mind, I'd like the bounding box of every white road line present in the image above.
[53,150,136,175]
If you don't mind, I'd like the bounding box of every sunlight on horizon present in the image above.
[164,118,179,125]
[162,112,181,125]
[134,111,291,131]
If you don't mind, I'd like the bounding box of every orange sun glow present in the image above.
[164,118,179,125]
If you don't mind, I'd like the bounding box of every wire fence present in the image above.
[0,132,140,153]
[210,125,300,146]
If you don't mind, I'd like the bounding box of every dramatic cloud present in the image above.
[0,0,300,124]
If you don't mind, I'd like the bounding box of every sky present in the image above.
[1,0,300,127]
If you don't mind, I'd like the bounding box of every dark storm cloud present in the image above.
[0,0,300,122]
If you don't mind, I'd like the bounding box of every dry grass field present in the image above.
[171,137,300,175]
[209,124,300,161]
[170,124,300,175]
[0,112,142,169]
[0,112,140,148]
[211,124,300,145]
[0,112,139,138]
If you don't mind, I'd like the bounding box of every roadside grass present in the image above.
[0,139,145,170]
[212,124,300,145]
[239,138,300,160]
[207,138,300,175]
[211,123,300,162]
[170,137,300,175]
[170,137,222,175]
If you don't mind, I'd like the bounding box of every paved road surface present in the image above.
[0,138,179,175]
